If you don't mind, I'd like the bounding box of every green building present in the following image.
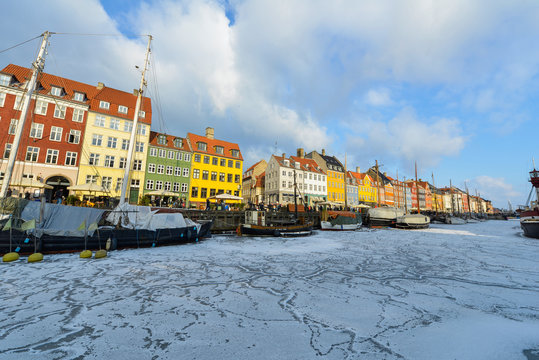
[143,131,192,206]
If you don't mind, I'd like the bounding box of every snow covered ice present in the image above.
[1,220,538,359]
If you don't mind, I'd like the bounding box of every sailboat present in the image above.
[365,161,404,227]
[0,32,211,256]
[395,162,430,229]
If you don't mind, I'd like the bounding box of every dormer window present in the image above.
[73,92,85,102]
[231,149,239,158]
[118,105,128,114]
[173,138,183,148]
[138,110,145,118]
[157,135,167,145]
[50,86,63,97]
[215,146,224,155]
[0,74,12,87]
[197,142,207,151]
[99,101,110,109]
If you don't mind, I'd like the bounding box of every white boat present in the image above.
[446,216,467,225]
[396,213,430,229]
[366,207,405,227]
[320,210,362,230]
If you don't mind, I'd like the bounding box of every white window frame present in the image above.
[72,108,84,122]
[92,134,103,146]
[73,92,85,102]
[8,119,18,135]
[65,151,77,166]
[30,123,44,139]
[118,105,128,114]
[34,100,48,115]
[25,146,39,162]
[104,155,115,168]
[110,118,120,130]
[107,136,117,149]
[157,165,164,174]
[68,129,81,144]
[45,149,59,164]
[99,100,110,110]
[49,126,63,142]
[53,104,66,119]
[94,115,106,127]
[148,163,156,173]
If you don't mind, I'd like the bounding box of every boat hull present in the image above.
[239,223,313,237]
[396,214,430,229]
[320,221,360,231]
[521,218,539,239]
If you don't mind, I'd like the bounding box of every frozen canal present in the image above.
[1,220,538,359]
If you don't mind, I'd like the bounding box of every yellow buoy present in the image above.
[80,250,92,259]
[28,253,44,263]
[2,252,20,262]
[94,249,107,259]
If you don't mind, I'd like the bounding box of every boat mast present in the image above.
[293,169,298,220]
[0,32,51,198]
[344,154,348,210]
[375,160,381,207]
[432,172,438,214]
[450,179,454,215]
[396,170,400,209]
[119,35,152,206]
[415,161,420,214]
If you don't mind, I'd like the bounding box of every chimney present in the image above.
[322,149,326,156]
[133,89,138,96]
[297,148,304,158]
[205,127,214,139]
[282,153,286,159]
[97,82,105,90]
[356,166,360,173]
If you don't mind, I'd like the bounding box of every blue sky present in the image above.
[2,0,538,208]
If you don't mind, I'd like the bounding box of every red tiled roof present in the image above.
[91,87,152,124]
[148,131,191,152]
[187,132,243,160]
[349,171,372,182]
[255,172,265,187]
[290,156,326,174]
[244,160,263,173]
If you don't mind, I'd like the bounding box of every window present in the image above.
[123,121,133,132]
[54,105,66,119]
[138,110,145,118]
[174,167,181,176]
[193,169,200,179]
[219,173,225,182]
[210,189,216,197]
[133,159,142,171]
[174,138,182,148]
[3,143,11,159]
[137,124,147,135]
[157,135,166,145]
[131,179,140,188]
[118,105,128,114]
[14,95,22,109]
[8,119,18,135]
[231,149,239,157]
[135,142,144,152]
[191,187,198,198]
[72,108,84,122]
[203,156,210,164]
[164,182,171,191]
[88,153,100,166]
[211,172,217,181]
[236,161,241,169]
[0,74,11,86]
[92,134,103,146]
[68,130,81,144]
[107,137,117,148]
[86,175,98,184]
[30,123,44,139]
[155,181,163,190]
[73,92,85,102]
[0,92,5,107]
[146,180,154,190]
[102,177,112,190]
[181,183,188,192]
[50,86,62,96]
[228,160,233,168]
[235,174,240,183]
[149,148,157,157]
[168,151,175,160]
[99,100,110,109]
[183,168,189,177]
[94,115,106,127]
[49,126,63,141]
[45,149,59,164]
[184,154,191,162]
[200,188,207,199]
[215,146,224,154]
[212,157,218,166]
[104,155,115,167]
[157,165,164,174]
[166,166,173,175]
[227,174,233,182]
[197,142,207,151]
[148,163,156,173]
[282,181,286,188]
[173,182,180,192]
[116,178,123,191]
[220,159,226,167]
[176,152,183,161]
[119,157,126,169]
[202,170,209,180]
[194,154,201,162]
[35,100,47,115]
[121,139,129,150]
[158,149,166,158]
[25,146,39,162]
[110,119,120,130]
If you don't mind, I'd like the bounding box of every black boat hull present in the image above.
[521,219,539,239]
[239,223,313,237]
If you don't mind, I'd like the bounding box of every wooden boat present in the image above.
[396,213,430,229]
[366,207,405,227]
[520,167,539,239]
[320,210,361,230]
[237,210,312,237]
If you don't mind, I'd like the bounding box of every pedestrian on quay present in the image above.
[206,198,211,210]
[54,188,63,204]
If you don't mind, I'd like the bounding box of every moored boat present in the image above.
[237,210,313,237]
[396,213,430,229]
[366,207,405,227]
[320,210,362,230]
[520,167,539,239]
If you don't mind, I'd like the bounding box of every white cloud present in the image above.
[472,175,521,206]
[365,88,393,106]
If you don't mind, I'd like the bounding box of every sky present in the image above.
[1,0,538,208]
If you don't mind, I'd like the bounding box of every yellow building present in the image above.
[305,149,345,205]
[186,127,243,209]
[355,173,377,205]
[76,84,151,203]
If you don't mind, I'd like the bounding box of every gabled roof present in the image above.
[290,156,326,174]
[91,87,152,124]
[244,160,264,174]
[187,132,243,161]
[255,172,265,187]
[349,171,373,183]
[148,131,191,152]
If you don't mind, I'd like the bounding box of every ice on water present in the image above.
[1,220,538,359]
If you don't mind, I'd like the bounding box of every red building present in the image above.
[0,64,98,199]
